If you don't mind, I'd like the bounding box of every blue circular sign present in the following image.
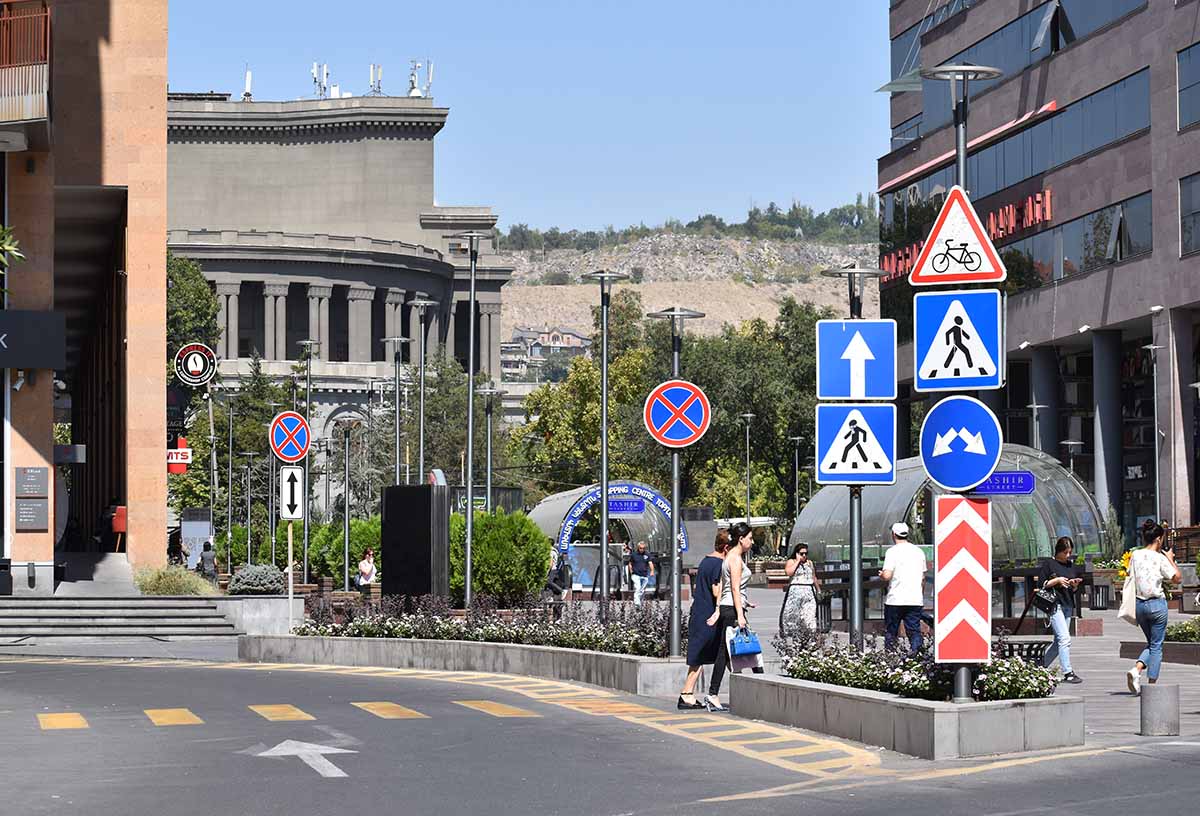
[270,411,311,463]
[919,395,1003,492]
[643,379,711,448]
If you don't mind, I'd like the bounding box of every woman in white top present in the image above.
[780,542,822,636]
[357,548,377,597]
[1126,523,1182,694]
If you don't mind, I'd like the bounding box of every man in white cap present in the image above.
[880,521,927,653]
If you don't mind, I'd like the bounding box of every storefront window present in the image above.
[1183,173,1200,256]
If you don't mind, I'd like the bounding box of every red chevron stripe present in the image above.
[936,571,990,622]
[936,496,989,525]
[937,619,990,662]
[936,522,989,571]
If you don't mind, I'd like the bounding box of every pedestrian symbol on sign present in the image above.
[918,299,997,381]
[820,409,892,475]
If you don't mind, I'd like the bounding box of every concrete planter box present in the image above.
[729,673,1084,760]
[214,597,304,635]
[1120,640,1200,666]
[239,635,688,697]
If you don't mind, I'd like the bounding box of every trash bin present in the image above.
[0,558,11,596]
[1090,584,1110,611]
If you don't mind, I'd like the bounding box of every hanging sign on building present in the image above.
[909,186,1007,286]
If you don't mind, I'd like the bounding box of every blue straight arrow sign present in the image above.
[816,319,897,401]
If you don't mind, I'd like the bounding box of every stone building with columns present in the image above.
[166,90,510,488]
[880,0,1200,541]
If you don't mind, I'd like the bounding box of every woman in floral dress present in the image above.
[780,542,822,636]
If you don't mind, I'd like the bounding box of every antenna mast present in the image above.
[369,63,384,95]
[424,60,434,97]
[242,65,253,101]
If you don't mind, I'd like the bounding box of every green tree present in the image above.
[166,252,220,383]
[449,510,551,606]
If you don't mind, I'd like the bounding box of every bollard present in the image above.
[1139,683,1180,737]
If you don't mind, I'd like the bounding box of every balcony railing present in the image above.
[0,4,49,126]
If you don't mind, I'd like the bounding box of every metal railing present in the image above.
[0,6,50,70]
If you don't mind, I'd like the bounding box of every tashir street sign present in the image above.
[279,465,304,521]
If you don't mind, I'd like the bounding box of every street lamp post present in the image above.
[1143,342,1164,520]
[740,413,755,522]
[820,261,889,653]
[475,383,505,512]
[450,232,491,608]
[381,336,412,487]
[408,298,438,484]
[239,451,258,565]
[223,395,236,577]
[343,424,352,591]
[297,339,319,583]
[1027,403,1048,452]
[647,306,705,658]
[789,435,804,521]
[1060,440,1084,478]
[583,269,631,622]
[265,402,284,562]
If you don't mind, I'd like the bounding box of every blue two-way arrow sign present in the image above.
[919,396,1003,492]
[816,319,897,401]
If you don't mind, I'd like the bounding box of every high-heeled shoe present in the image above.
[677,694,704,710]
[705,695,728,712]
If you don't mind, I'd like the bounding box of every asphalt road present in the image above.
[1,657,1199,816]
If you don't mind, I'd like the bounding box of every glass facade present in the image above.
[881,69,1150,258]
[1183,173,1200,256]
[891,114,922,150]
[1181,42,1200,129]
[890,0,975,82]
[921,0,1146,132]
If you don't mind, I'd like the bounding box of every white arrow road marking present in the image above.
[257,740,357,778]
[934,548,992,590]
[840,331,875,399]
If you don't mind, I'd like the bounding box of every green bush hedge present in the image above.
[449,511,551,607]
[1166,617,1200,643]
[135,566,216,596]
[228,564,285,595]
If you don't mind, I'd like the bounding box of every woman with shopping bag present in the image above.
[1122,523,1182,695]
[703,521,758,712]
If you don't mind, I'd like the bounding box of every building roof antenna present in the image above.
[242,64,253,102]
[423,60,434,98]
[369,64,384,96]
[408,59,424,97]
[312,61,329,99]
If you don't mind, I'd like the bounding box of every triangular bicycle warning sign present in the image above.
[909,185,1007,286]
[917,299,997,381]
[820,409,893,476]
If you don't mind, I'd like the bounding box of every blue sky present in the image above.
[169,1,890,231]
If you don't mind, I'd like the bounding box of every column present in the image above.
[347,286,375,361]
[262,285,276,359]
[1092,330,1124,518]
[1030,346,1060,455]
[218,282,241,360]
[385,288,405,351]
[447,299,462,362]
[272,284,288,360]
[424,297,441,361]
[480,302,502,381]
[307,284,332,361]
[1160,308,1195,525]
[215,284,229,358]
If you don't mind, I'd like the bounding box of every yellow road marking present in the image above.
[248,704,314,722]
[694,726,768,739]
[144,708,204,726]
[726,735,799,746]
[760,745,842,759]
[454,700,540,718]
[38,712,88,730]
[352,702,428,719]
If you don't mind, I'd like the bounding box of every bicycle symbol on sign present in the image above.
[931,239,982,274]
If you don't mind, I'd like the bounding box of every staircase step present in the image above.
[0,626,239,637]
[0,616,231,626]
[0,600,219,610]
[0,608,221,618]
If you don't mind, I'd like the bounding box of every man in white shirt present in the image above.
[880,522,927,653]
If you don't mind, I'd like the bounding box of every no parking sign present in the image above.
[643,380,711,448]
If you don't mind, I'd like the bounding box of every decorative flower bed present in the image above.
[775,634,1057,702]
[292,595,683,659]
[1166,617,1200,643]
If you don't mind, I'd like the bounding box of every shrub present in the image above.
[1165,618,1200,643]
[228,564,285,595]
[135,566,216,596]
[449,510,551,607]
[774,634,1054,703]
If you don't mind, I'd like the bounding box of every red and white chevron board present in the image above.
[934,496,992,664]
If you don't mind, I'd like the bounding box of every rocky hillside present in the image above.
[498,234,880,339]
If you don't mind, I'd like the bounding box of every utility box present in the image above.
[0,558,11,596]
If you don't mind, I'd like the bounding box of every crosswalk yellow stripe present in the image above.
[454,700,540,718]
[724,734,799,746]
[759,744,837,758]
[38,712,88,730]
[248,704,314,722]
[352,702,428,719]
[144,708,204,726]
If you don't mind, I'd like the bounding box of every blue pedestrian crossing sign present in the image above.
[919,395,1003,492]
[816,319,897,401]
[815,404,896,485]
[913,289,1004,393]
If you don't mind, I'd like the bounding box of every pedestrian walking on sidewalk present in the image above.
[1039,536,1083,684]
[627,540,655,606]
[704,522,754,712]
[1126,523,1182,695]
[677,530,730,710]
[357,548,377,598]
[780,542,822,637]
[881,522,926,654]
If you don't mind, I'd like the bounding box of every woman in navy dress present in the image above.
[677,530,731,709]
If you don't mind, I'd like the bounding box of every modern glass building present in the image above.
[879,0,1200,542]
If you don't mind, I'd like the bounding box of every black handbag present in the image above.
[1031,586,1059,614]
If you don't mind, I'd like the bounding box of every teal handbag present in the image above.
[730,627,762,657]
